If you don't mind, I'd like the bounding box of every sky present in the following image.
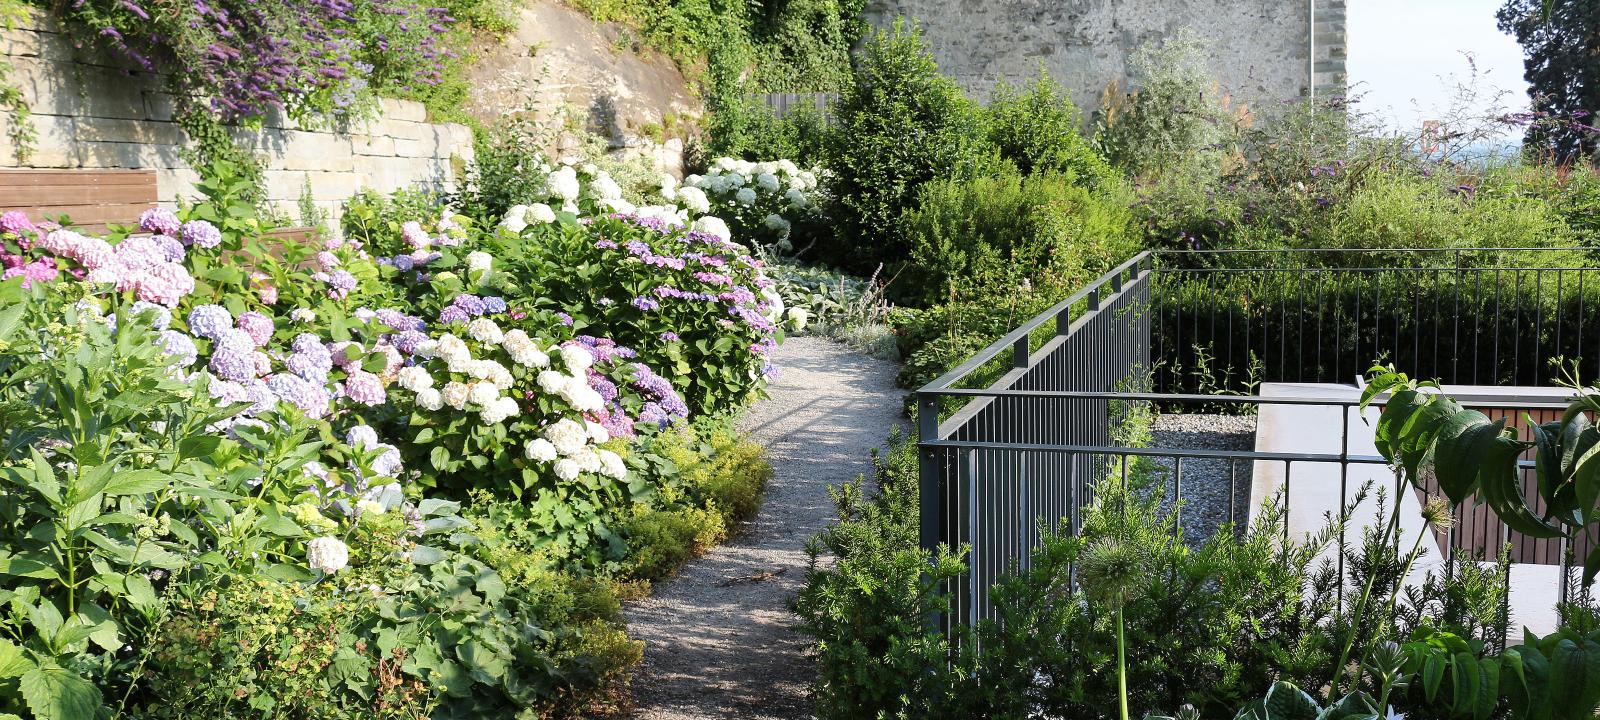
[1347,0,1530,135]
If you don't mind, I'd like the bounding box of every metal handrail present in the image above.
[919,251,1153,392]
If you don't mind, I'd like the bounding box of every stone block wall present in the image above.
[864,0,1349,117]
[0,10,474,226]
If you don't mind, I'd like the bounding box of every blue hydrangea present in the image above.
[267,374,330,418]
[187,304,233,340]
[179,220,222,249]
[208,349,257,382]
[291,333,326,356]
[213,327,255,355]
[157,330,197,367]
[129,301,171,330]
[482,296,508,314]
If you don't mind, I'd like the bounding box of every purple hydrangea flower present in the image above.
[129,301,171,330]
[213,328,256,355]
[343,370,386,406]
[138,207,181,236]
[375,309,423,332]
[482,296,507,314]
[187,304,233,340]
[267,374,330,418]
[157,330,197,367]
[660,331,680,342]
[179,220,222,249]
[632,297,660,311]
[438,306,469,324]
[391,330,428,355]
[452,294,486,316]
[236,311,274,347]
[152,235,185,263]
[208,349,257,381]
[0,211,34,236]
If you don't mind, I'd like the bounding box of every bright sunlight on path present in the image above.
[626,336,904,720]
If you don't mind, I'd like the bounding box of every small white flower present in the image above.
[396,366,434,392]
[537,370,567,394]
[442,381,471,410]
[544,418,588,455]
[306,536,349,574]
[678,186,710,214]
[468,382,499,407]
[467,318,503,345]
[415,387,444,411]
[525,438,558,462]
[692,216,732,242]
[528,203,557,224]
[553,458,581,481]
[544,166,581,201]
[598,449,626,479]
[561,345,594,373]
[291,308,316,323]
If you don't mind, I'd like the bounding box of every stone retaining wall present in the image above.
[0,10,473,225]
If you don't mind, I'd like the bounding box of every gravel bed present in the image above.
[1142,413,1259,544]
[624,336,904,720]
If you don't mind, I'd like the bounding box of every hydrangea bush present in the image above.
[491,212,783,416]
[683,157,827,252]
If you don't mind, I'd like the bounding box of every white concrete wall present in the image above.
[0,10,474,225]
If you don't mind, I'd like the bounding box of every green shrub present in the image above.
[620,506,727,580]
[985,72,1118,187]
[820,20,988,274]
[897,165,1137,307]
[1094,29,1239,182]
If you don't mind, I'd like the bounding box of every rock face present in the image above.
[864,0,1348,116]
[463,2,701,176]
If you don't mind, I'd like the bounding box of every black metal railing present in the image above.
[916,248,1598,633]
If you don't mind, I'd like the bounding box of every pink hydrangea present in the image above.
[401,221,430,249]
[38,230,114,269]
[138,207,181,236]
[343,370,386,406]
[329,341,363,369]
[236,311,275,347]
[2,259,59,288]
[113,236,167,271]
[316,251,340,272]
[0,211,33,236]
[132,262,197,307]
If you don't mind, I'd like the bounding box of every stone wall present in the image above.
[0,10,473,225]
[864,0,1348,117]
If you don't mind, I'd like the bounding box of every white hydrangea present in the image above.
[544,166,581,200]
[442,381,471,410]
[467,318,503,345]
[436,334,470,363]
[415,387,444,411]
[585,420,610,445]
[553,458,581,481]
[560,345,593,373]
[397,365,434,392]
[306,536,349,574]
[468,382,499,407]
[589,173,623,201]
[466,251,493,275]
[692,216,732,242]
[500,205,529,233]
[677,186,711,214]
[528,203,557,224]
[525,438,558,462]
[598,449,627,479]
[537,370,567,394]
[480,396,519,425]
[755,173,780,192]
[544,419,588,455]
[509,343,550,368]
[764,214,791,232]
[291,308,316,323]
[787,306,810,331]
[600,197,637,214]
[784,188,809,208]
[735,187,758,206]
[660,174,679,201]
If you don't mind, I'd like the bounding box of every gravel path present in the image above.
[625,336,903,720]
[1144,413,1258,544]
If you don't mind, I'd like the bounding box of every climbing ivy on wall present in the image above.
[0,0,35,163]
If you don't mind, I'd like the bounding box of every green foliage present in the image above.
[1396,625,1600,720]
[1095,30,1239,183]
[0,288,325,719]
[820,20,988,275]
[898,165,1137,307]
[985,72,1117,187]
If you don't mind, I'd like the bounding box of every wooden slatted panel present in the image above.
[0,169,158,232]
[1415,405,1591,567]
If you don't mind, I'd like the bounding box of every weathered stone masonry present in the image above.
[0,10,473,224]
[865,0,1348,115]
